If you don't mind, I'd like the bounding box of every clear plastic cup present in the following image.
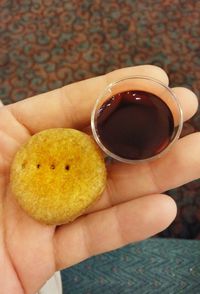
[91,75,183,163]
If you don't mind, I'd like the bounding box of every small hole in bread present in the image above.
[37,164,41,169]
[22,162,26,169]
[51,164,55,169]
[65,165,70,171]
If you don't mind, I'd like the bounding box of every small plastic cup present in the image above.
[91,75,183,164]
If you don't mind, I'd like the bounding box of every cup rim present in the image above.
[91,75,183,164]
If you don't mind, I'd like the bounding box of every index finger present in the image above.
[7,65,168,134]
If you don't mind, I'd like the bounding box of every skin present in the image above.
[0,65,199,294]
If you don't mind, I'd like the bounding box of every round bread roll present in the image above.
[10,128,106,225]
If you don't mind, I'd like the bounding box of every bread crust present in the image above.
[10,128,107,225]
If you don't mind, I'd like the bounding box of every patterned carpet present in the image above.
[61,238,200,294]
[0,0,200,238]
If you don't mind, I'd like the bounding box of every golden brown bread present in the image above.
[10,128,106,225]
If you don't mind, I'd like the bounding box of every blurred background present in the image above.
[0,0,199,241]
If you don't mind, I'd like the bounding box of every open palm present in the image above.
[1,65,199,294]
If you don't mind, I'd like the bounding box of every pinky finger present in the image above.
[55,194,177,270]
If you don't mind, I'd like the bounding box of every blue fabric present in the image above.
[61,238,200,293]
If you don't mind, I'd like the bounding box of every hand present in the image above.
[1,65,199,294]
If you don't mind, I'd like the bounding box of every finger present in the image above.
[88,132,200,213]
[54,194,176,269]
[0,130,20,164]
[172,87,198,121]
[7,65,169,134]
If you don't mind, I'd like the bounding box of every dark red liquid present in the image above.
[96,90,175,160]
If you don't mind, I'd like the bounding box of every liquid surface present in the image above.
[96,90,174,160]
